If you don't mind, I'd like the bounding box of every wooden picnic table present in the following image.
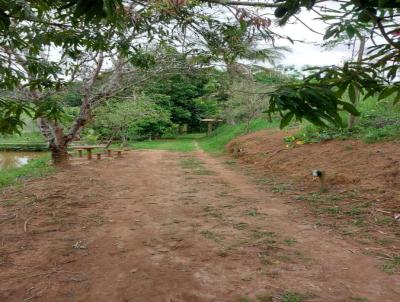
[73,145,107,160]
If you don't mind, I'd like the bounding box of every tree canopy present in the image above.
[0,0,399,163]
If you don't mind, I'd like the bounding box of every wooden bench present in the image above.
[73,145,107,160]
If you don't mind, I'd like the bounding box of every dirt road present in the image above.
[1,150,399,301]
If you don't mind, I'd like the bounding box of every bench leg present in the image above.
[107,150,112,157]
[96,153,101,160]
[78,150,83,157]
[87,149,92,160]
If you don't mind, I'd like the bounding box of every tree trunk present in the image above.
[348,36,366,129]
[49,143,69,166]
[267,112,273,123]
[37,118,71,166]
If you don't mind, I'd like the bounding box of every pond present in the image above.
[0,151,42,170]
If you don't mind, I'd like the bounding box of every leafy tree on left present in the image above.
[0,0,262,164]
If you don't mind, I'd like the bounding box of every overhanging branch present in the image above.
[203,0,280,7]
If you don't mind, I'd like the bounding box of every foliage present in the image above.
[0,99,32,135]
[268,83,359,129]
[2,0,399,141]
[92,97,172,141]
[139,48,225,131]
[268,0,400,127]
[225,77,271,128]
[289,97,400,144]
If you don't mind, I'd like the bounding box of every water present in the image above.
[0,151,42,170]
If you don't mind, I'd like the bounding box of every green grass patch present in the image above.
[130,138,196,152]
[198,118,279,154]
[381,255,400,274]
[283,238,297,246]
[0,155,54,189]
[200,230,223,242]
[281,291,308,302]
[0,132,45,143]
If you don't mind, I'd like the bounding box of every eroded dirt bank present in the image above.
[0,150,399,301]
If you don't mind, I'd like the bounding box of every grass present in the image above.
[200,230,223,242]
[126,117,278,155]
[281,292,308,302]
[0,155,54,188]
[0,132,45,143]
[180,156,214,175]
[130,138,196,152]
[0,132,47,151]
[381,255,400,274]
[283,238,297,246]
[198,118,279,154]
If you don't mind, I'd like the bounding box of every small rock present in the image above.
[72,241,86,249]
[394,213,400,221]
[130,268,138,274]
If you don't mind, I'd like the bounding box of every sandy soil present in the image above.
[0,149,399,301]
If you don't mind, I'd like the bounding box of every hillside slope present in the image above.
[228,129,400,255]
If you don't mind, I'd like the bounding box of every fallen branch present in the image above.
[375,209,392,214]
[24,217,32,233]
[263,148,287,165]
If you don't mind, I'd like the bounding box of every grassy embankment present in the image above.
[0,155,53,189]
[0,133,51,189]
[0,132,47,151]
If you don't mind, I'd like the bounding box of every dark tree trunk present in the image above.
[50,145,70,166]
[37,118,71,166]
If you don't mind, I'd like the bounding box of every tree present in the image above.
[211,0,400,127]
[2,0,397,156]
[0,1,274,164]
[92,97,172,143]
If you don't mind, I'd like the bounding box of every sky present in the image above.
[270,8,355,68]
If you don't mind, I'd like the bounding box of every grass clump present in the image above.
[381,255,400,274]
[281,291,309,302]
[0,155,53,189]
[200,230,223,242]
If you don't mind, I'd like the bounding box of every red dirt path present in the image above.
[0,149,399,301]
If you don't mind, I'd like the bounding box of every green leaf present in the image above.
[340,101,360,116]
[348,84,357,104]
[378,86,399,100]
[280,112,294,129]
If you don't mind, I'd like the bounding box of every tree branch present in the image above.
[203,0,279,7]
